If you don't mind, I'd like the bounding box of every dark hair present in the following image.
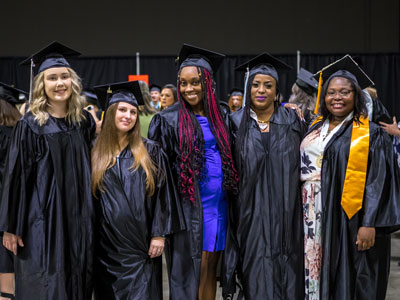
[177,66,238,203]
[161,84,178,103]
[319,76,367,124]
[0,99,22,126]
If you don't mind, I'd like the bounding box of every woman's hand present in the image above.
[380,116,400,138]
[356,227,375,251]
[148,236,165,258]
[3,232,24,255]
[283,103,305,121]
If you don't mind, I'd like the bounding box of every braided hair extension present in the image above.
[177,67,238,203]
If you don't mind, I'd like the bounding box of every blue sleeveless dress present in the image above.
[196,115,227,252]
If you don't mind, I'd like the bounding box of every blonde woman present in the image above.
[92,81,183,300]
[0,42,96,300]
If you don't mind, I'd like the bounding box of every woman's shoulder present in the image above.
[17,112,41,134]
[151,103,180,128]
[272,105,300,125]
[229,108,245,125]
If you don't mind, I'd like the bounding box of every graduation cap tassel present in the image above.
[242,66,250,107]
[29,58,35,103]
[313,71,323,115]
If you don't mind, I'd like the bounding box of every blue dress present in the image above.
[196,115,227,252]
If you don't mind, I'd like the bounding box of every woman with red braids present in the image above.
[148,44,238,300]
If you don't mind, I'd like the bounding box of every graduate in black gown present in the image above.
[222,53,306,300]
[0,83,26,300]
[148,44,238,300]
[288,68,319,125]
[301,55,400,299]
[0,42,96,300]
[91,81,183,300]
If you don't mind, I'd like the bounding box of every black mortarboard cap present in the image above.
[229,87,244,97]
[149,84,161,93]
[296,68,319,95]
[94,80,144,112]
[313,54,374,90]
[83,90,99,106]
[235,52,292,83]
[20,41,81,74]
[312,55,374,114]
[176,44,225,74]
[0,82,28,105]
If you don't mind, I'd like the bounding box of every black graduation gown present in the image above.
[0,111,96,300]
[371,98,390,123]
[0,125,14,273]
[222,106,306,300]
[307,120,400,300]
[93,139,183,300]
[148,103,206,300]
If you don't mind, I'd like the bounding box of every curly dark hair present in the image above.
[319,76,368,124]
[177,66,239,203]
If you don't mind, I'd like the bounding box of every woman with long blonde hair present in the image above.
[0,42,96,300]
[92,81,183,300]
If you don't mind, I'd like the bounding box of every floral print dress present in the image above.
[300,115,351,300]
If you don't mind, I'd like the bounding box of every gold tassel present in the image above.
[314,71,323,115]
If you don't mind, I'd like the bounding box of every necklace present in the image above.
[258,120,269,131]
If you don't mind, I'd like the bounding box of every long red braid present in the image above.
[177,67,238,204]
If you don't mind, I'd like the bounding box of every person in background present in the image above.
[138,81,158,137]
[289,67,318,125]
[91,81,182,300]
[149,84,161,111]
[0,42,96,300]
[227,88,243,112]
[83,89,102,134]
[301,55,400,299]
[160,84,177,110]
[83,89,101,119]
[0,83,26,300]
[380,116,400,167]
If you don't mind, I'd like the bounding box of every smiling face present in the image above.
[114,102,138,135]
[324,77,355,120]
[150,90,161,104]
[250,74,277,112]
[179,66,203,111]
[160,88,175,108]
[43,67,72,105]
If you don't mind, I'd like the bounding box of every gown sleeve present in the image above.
[147,142,186,237]
[0,120,36,236]
[148,113,176,155]
[82,110,97,148]
[362,125,400,232]
[221,113,242,298]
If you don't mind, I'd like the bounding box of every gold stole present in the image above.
[341,116,370,219]
[309,115,370,219]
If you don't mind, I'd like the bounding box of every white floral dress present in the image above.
[300,115,351,300]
